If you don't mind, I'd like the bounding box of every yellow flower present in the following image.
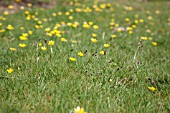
[91,38,97,43]
[139,19,144,23]
[22,33,28,37]
[28,31,33,35]
[27,3,32,7]
[127,27,132,31]
[41,46,47,51]
[89,21,93,26]
[0,29,5,33]
[141,37,147,40]
[58,12,62,15]
[93,25,99,29]
[19,43,26,48]
[134,20,138,24]
[125,18,130,22]
[7,24,14,30]
[92,33,97,37]
[8,5,13,9]
[20,6,25,10]
[132,25,136,28]
[38,43,42,46]
[100,51,105,55]
[65,12,70,16]
[104,44,110,48]
[117,28,122,32]
[83,23,90,29]
[20,36,27,41]
[74,106,87,113]
[148,86,156,91]
[152,42,158,46]
[148,37,152,40]
[20,27,24,30]
[7,68,14,73]
[71,40,78,43]
[129,31,133,34]
[48,40,55,46]
[45,28,51,32]
[78,52,84,57]
[61,38,67,42]
[9,48,16,51]
[15,0,21,3]
[69,16,73,20]
[52,13,57,17]
[111,35,117,38]
[69,57,76,62]
[4,11,9,15]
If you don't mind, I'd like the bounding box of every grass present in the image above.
[0,0,170,113]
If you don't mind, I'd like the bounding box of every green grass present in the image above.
[0,0,170,113]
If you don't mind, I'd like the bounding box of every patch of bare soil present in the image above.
[0,0,57,13]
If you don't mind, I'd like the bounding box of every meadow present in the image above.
[0,0,170,113]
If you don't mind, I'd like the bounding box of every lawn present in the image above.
[0,0,170,113]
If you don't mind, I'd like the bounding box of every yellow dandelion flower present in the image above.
[83,23,90,29]
[129,31,133,34]
[20,27,24,30]
[19,43,26,48]
[104,44,110,48]
[92,33,97,37]
[111,34,117,38]
[15,0,21,2]
[58,12,62,15]
[139,19,144,23]
[134,20,138,24]
[61,38,67,42]
[71,40,78,43]
[48,40,55,46]
[127,27,133,31]
[69,57,76,62]
[9,48,16,51]
[52,13,57,17]
[20,6,25,10]
[7,68,14,73]
[20,36,27,41]
[45,28,51,32]
[78,52,84,57]
[100,51,105,55]
[132,25,136,28]
[117,28,122,32]
[27,3,32,7]
[141,37,147,40]
[148,16,152,20]
[74,106,87,113]
[4,11,9,15]
[125,18,130,22]
[69,16,73,20]
[91,38,97,43]
[93,25,99,29]
[148,86,156,91]
[155,10,160,14]
[7,24,14,30]
[28,31,33,35]
[152,42,157,46]
[8,5,13,9]
[39,43,42,46]
[148,37,152,40]
[0,29,5,33]
[89,22,93,26]
[41,46,47,51]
